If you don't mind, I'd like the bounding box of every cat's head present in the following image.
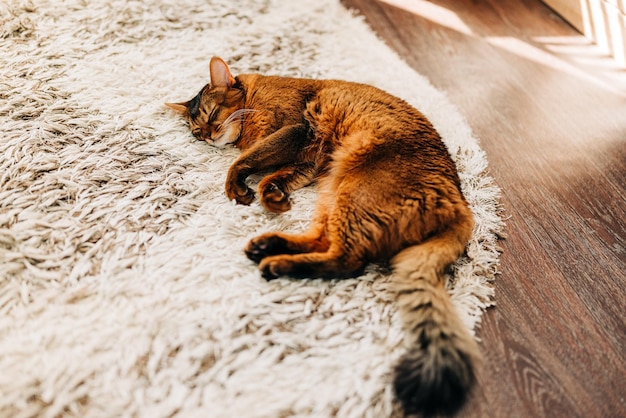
[166,57,246,147]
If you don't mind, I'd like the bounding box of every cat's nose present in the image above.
[200,128,211,141]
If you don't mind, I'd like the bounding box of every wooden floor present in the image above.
[341,0,626,417]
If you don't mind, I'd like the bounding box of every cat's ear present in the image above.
[210,56,236,88]
[165,101,189,116]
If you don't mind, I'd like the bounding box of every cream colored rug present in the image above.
[0,0,504,416]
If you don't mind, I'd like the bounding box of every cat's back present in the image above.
[238,73,322,115]
[314,80,431,133]
[307,80,461,188]
[307,80,447,155]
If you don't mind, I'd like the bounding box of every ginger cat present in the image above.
[167,57,480,416]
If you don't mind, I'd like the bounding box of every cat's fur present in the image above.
[167,57,481,416]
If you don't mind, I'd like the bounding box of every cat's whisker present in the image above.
[211,109,258,145]
[222,108,258,129]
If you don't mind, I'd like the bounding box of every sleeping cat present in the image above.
[167,56,480,416]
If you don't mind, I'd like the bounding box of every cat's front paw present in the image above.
[260,182,291,213]
[226,183,255,205]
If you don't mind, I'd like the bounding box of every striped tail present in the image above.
[391,214,481,416]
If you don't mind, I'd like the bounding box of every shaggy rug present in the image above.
[0,0,504,417]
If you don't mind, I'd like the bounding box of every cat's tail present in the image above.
[390,210,480,416]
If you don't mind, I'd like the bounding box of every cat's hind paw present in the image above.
[245,234,290,264]
[259,258,281,280]
[258,256,297,280]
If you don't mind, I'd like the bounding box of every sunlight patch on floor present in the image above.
[377,0,626,95]
[379,0,473,35]
[486,36,619,93]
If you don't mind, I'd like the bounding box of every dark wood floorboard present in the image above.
[340,0,626,417]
